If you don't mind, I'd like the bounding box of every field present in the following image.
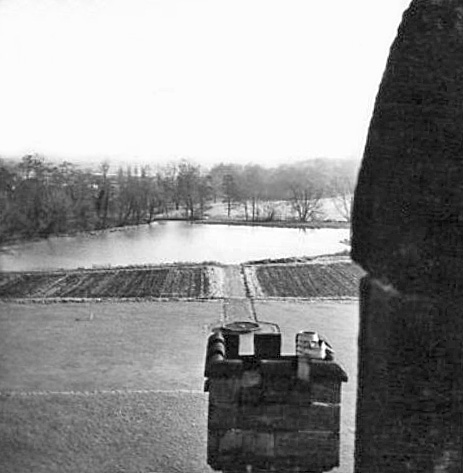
[204,198,349,222]
[0,301,220,473]
[0,258,364,301]
[0,300,358,473]
[0,302,222,392]
[245,260,364,299]
[0,265,219,300]
[2,391,209,473]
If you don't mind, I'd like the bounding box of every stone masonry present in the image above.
[352,1,463,472]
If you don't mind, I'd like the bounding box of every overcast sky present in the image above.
[0,0,411,167]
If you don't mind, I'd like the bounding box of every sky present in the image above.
[0,0,411,168]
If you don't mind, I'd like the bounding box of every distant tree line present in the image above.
[0,154,357,243]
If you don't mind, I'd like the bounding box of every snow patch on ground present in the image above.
[242,265,265,298]
[206,266,225,298]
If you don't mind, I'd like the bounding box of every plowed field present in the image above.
[252,263,364,298]
[0,266,211,299]
[0,260,364,300]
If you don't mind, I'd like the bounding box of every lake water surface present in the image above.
[0,221,350,271]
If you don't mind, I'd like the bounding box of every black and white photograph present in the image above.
[2,1,461,472]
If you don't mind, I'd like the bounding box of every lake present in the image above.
[0,221,350,271]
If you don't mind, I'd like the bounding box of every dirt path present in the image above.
[223,297,255,322]
[222,265,256,323]
[222,265,247,298]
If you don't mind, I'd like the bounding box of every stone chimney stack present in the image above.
[352,1,463,471]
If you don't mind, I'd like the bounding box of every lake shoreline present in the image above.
[190,218,350,229]
[0,252,352,274]
[0,220,351,271]
[0,217,350,249]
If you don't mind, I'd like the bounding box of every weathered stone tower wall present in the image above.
[352,1,463,471]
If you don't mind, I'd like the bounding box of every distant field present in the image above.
[204,197,349,222]
[246,262,364,298]
[0,265,220,299]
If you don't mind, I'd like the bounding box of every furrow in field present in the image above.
[254,262,364,299]
[0,262,363,299]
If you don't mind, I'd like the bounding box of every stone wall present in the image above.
[352,0,463,295]
[352,1,463,472]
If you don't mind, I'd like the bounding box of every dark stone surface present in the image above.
[353,2,463,471]
[355,277,463,473]
[351,0,463,295]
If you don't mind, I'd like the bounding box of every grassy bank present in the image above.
[0,216,350,252]
[192,218,350,229]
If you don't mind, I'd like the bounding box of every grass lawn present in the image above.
[0,300,359,472]
[1,391,210,473]
[0,302,221,392]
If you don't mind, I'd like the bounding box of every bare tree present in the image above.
[289,185,324,222]
[95,161,111,228]
[260,201,278,222]
[242,164,266,221]
[177,161,203,220]
[332,176,354,222]
[222,172,241,218]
